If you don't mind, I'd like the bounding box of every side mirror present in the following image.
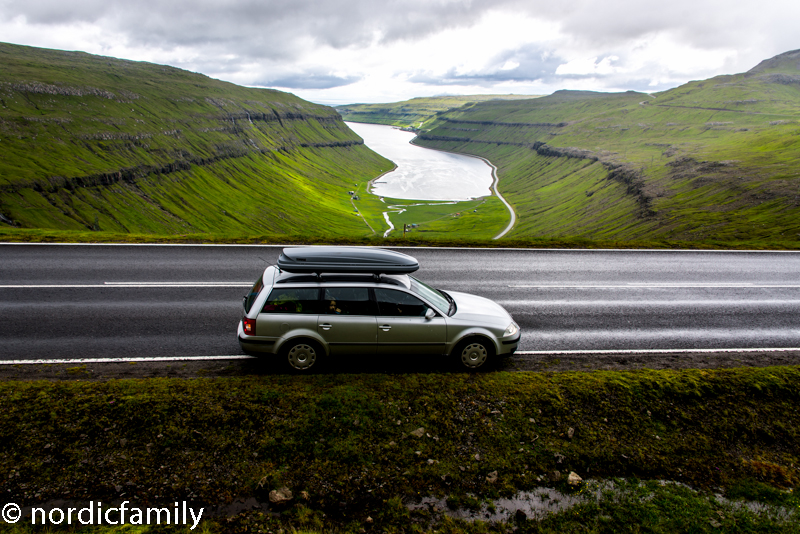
[425,308,436,320]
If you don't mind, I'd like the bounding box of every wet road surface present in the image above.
[2,244,800,372]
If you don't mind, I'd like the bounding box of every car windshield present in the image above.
[409,276,454,316]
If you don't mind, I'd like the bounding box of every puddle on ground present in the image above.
[408,480,797,524]
[409,486,588,522]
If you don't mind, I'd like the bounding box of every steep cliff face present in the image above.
[0,43,390,235]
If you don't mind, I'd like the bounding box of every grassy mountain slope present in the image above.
[414,51,800,244]
[336,94,541,130]
[0,42,391,236]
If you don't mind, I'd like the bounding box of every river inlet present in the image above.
[345,121,493,201]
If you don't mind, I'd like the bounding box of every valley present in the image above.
[340,51,800,248]
[2,42,799,249]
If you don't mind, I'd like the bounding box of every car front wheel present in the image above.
[284,340,322,371]
[456,338,493,371]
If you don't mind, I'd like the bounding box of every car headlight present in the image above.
[504,322,518,337]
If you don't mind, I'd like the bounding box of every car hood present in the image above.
[447,290,512,327]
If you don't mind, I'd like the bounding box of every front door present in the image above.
[375,288,447,355]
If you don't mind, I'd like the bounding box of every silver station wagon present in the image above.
[237,247,520,371]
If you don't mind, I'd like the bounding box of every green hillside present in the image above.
[414,50,800,245]
[337,94,541,130]
[0,42,391,236]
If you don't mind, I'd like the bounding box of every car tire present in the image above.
[283,339,322,372]
[454,338,494,371]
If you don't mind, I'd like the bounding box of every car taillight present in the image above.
[242,317,256,336]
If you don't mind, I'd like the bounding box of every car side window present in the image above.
[375,288,429,317]
[323,287,374,316]
[261,288,320,314]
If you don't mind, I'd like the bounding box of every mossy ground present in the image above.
[0,367,798,532]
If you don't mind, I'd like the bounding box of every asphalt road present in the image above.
[2,244,800,365]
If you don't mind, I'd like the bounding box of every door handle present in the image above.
[379,325,392,331]
[319,323,332,330]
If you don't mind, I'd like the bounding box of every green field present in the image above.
[413,51,800,245]
[352,185,510,240]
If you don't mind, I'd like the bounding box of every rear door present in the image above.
[375,288,447,356]
[318,287,377,355]
[256,287,321,348]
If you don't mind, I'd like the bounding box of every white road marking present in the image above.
[498,299,800,306]
[509,284,800,289]
[0,282,252,288]
[105,281,252,286]
[7,282,796,289]
[1,348,798,365]
[0,355,256,365]
[514,347,800,355]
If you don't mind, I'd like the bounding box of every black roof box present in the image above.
[277,247,419,274]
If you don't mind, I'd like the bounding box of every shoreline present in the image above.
[408,136,517,238]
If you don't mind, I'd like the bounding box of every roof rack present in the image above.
[277,247,419,274]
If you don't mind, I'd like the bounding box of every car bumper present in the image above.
[500,333,521,354]
[237,322,277,354]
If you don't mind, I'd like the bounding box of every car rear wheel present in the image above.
[455,338,494,371]
[284,340,322,371]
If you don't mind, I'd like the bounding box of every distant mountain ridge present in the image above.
[747,49,800,75]
[336,94,542,130]
[0,42,390,236]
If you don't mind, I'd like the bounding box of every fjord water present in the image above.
[346,121,493,200]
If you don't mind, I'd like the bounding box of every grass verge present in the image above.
[2,226,800,250]
[0,366,798,532]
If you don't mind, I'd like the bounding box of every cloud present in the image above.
[259,71,361,90]
[409,45,565,86]
[3,0,498,57]
[1,0,799,101]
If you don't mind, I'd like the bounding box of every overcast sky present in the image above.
[2,0,798,105]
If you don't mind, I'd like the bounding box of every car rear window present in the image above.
[244,275,265,313]
[262,288,320,314]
